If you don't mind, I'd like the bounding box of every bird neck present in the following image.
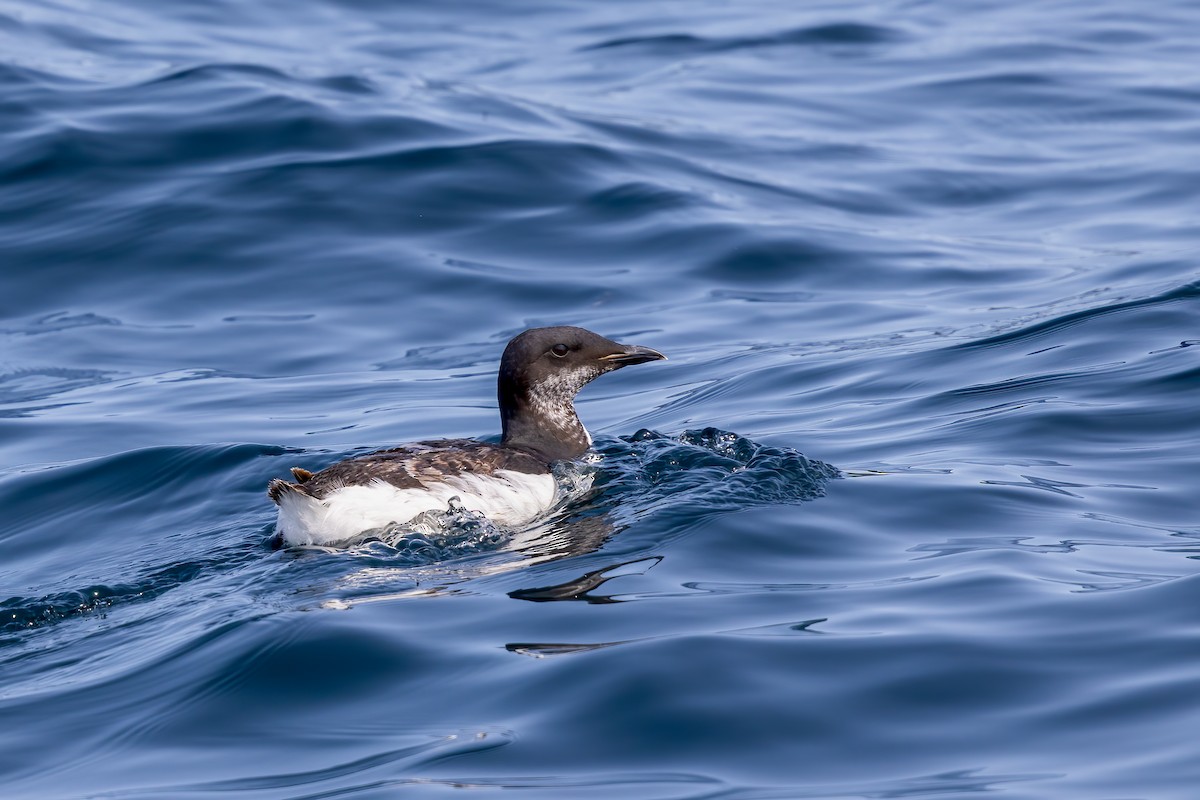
[500,389,591,463]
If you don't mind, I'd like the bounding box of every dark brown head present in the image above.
[498,326,666,462]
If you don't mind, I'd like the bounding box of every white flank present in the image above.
[276,469,558,547]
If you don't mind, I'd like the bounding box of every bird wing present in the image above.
[267,440,549,505]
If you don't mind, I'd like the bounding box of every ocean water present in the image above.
[2,0,1198,797]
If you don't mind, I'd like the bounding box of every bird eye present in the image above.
[551,343,569,358]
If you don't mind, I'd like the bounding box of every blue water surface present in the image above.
[2,0,1199,797]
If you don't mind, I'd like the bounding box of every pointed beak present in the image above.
[599,344,668,367]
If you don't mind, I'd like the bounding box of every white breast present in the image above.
[275,469,558,547]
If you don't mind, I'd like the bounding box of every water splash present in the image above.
[372,497,512,564]
[498,428,839,567]
[585,427,840,521]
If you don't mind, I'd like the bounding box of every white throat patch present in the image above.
[527,366,597,442]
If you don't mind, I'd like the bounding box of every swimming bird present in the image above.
[268,326,666,546]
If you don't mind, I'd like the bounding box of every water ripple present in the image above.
[3,0,1200,796]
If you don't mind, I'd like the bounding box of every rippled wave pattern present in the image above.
[3,0,1199,797]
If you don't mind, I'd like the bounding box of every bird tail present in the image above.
[267,478,312,505]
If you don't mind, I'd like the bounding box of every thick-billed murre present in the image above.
[268,326,666,546]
